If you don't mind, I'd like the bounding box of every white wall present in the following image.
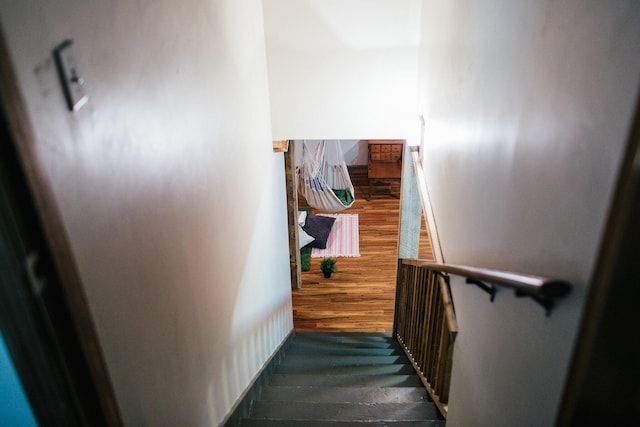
[0,0,293,425]
[263,0,421,140]
[417,1,640,425]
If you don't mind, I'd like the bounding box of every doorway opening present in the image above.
[284,139,433,332]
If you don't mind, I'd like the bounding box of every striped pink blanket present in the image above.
[311,214,360,258]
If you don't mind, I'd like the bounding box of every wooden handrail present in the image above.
[408,145,457,337]
[395,145,573,420]
[393,145,458,418]
[394,258,572,418]
[410,147,444,263]
[402,259,572,299]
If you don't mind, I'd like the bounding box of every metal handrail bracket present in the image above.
[403,259,572,316]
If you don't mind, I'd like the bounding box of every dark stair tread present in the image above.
[279,354,410,367]
[270,374,423,388]
[260,385,430,404]
[288,341,404,356]
[240,420,445,427]
[276,363,415,375]
[249,401,440,422]
[294,334,395,345]
[233,333,444,427]
[295,332,394,344]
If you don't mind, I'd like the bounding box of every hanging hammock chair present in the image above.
[297,140,355,212]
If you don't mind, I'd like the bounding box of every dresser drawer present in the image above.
[391,145,402,160]
[367,140,403,179]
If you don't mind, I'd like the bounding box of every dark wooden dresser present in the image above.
[367,140,403,199]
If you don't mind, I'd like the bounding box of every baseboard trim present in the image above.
[221,329,295,427]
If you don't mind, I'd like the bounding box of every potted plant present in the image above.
[320,257,337,278]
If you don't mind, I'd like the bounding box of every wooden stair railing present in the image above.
[395,145,455,418]
[393,258,573,418]
[396,146,572,418]
[395,146,456,418]
[393,260,457,418]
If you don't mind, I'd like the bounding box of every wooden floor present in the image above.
[294,166,434,332]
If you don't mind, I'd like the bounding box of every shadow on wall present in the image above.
[71,144,292,426]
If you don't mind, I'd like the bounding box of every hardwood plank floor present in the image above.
[294,166,434,332]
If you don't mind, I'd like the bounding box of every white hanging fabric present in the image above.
[297,140,355,212]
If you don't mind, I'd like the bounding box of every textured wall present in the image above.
[0,0,293,425]
[417,1,640,425]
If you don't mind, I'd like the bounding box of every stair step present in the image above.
[289,340,404,356]
[230,333,443,427]
[279,354,409,368]
[277,353,411,375]
[270,374,423,388]
[260,386,430,404]
[240,420,445,427]
[250,401,440,422]
[295,332,394,344]
[276,362,415,375]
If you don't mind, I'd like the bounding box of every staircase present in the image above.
[238,332,445,426]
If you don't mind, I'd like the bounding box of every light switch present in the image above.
[53,40,88,112]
